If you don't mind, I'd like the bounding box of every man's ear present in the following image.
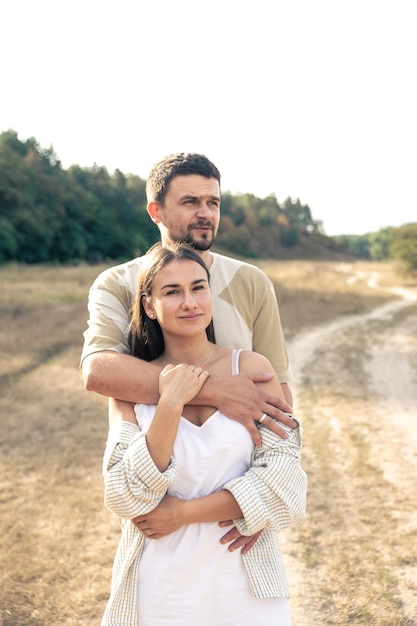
[147,201,161,224]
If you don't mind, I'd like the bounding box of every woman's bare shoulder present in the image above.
[239,350,283,396]
[238,349,274,374]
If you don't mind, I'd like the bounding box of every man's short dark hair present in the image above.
[146,153,221,205]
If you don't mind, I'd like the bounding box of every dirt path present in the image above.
[282,274,417,625]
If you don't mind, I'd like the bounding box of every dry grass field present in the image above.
[1,259,416,625]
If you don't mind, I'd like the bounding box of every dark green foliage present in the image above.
[217,192,322,257]
[389,223,417,272]
[333,234,372,259]
[333,225,417,267]
[0,130,157,264]
[369,227,395,261]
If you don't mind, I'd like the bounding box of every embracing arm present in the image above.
[134,419,306,539]
[83,351,161,404]
[86,350,296,445]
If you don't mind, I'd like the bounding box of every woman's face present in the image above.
[142,259,212,337]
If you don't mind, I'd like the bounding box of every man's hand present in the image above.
[218,520,262,555]
[207,372,297,447]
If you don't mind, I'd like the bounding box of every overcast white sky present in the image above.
[1,0,416,235]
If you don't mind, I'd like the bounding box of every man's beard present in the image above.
[182,233,213,251]
[170,221,214,251]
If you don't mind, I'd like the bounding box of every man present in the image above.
[81,153,295,445]
[81,153,297,552]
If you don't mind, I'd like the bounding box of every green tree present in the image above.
[389,223,417,272]
[368,227,395,261]
[334,234,371,259]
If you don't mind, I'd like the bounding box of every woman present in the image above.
[101,243,307,626]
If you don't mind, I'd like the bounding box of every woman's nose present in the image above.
[182,291,197,308]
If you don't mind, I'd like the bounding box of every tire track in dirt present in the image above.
[281,274,417,625]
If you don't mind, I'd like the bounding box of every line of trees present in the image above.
[334,225,417,273]
[0,130,328,264]
[1,130,416,271]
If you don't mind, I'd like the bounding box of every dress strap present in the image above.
[231,349,243,376]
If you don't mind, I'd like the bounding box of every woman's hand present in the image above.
[145,364,209,473]
[132,495,186,538]
[159,363,210,408]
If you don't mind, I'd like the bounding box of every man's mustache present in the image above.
[189,220,214,230]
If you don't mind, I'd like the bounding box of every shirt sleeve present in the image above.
[248,267,290,383]
[223,420,307,535]
[103,421,177,519]
[80,264,137,365]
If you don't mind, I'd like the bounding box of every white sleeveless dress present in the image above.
[134,350,292,625]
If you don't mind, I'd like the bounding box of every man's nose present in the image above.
[195,202,213,219]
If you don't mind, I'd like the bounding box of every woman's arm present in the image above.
[133,351,306,538]
[108,397,138,427]
[103,364,209,519]
[132,423,306,538]
[103,396,177,520]
[224,422,307,535]
[132,491,242,539]
[102,419,177,520]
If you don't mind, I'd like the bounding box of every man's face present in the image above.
[153,175,221,250]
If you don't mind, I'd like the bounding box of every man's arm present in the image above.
[84,351,296,446]
[240,264,293,404]
[83,351,161,403]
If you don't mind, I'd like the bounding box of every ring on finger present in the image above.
[259,413,268,423]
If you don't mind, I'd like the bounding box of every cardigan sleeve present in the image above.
[103,421,178,519]
[223,420,307,535]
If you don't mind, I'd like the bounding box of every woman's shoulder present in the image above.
[209,346,275,378]
[238,349,274,374]
[238,350,283,395]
